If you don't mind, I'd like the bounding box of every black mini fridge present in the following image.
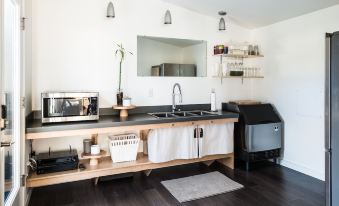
[223,103,282,170]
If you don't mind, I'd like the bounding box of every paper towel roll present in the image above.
[214,63,221,76]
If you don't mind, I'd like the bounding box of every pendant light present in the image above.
[218,11,227,31]
[107,2,115,18]
[164,10,172,24]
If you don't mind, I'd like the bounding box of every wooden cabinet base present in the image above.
[143,169,153,176]
[202,160,215,167]
[217,155,234,169]
[27,153,234,188]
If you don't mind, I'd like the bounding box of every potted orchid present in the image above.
[115,43,133,105]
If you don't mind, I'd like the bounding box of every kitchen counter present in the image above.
[26,110,239,134]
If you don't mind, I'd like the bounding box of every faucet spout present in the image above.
[172,83,182,112]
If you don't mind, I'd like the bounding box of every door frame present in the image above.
[19,0,27,205]
[0,0,22,205]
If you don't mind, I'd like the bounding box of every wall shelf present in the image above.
[212,75,264,79]
[213,50,264,84]
[213,54,264,58]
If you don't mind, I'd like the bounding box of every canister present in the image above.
[83,139,92,154]
[123,97,132,107]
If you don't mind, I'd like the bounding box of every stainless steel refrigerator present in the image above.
[326,32,339,206]
[151,63,197,77]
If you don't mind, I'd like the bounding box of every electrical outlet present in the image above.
[148,88,153,98]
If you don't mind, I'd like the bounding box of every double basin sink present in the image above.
[148,110,218,119]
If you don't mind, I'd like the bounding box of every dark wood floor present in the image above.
[28,162,325,206]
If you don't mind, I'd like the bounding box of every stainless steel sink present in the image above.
[172,111,196,117]
[149,112,176,118]
[148,110,218,119]
[188,111,217,116]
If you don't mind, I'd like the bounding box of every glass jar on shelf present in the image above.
[256,67,262,77]
[248,68,252,77]
[248,45,254,55]
[254,45,259,56]
[253,67,258,77]
[244,67,249,77]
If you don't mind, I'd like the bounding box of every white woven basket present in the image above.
[108,133,140,163]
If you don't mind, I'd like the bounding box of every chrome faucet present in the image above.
[172,83,182,112]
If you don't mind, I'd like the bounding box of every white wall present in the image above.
[251,5,339,180]
[30,0,255,153]
[31,0,253,110]
[182,43,207,77]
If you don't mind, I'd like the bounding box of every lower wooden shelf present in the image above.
[26,152,233,188]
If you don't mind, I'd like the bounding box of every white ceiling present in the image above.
[161,0,339,28]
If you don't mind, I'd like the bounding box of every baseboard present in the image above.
[280,159,325,181]
[25,188,33,206]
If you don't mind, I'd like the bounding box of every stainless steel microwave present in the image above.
[41,92,99,123]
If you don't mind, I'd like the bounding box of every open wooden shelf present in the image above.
[213,54,264,58]
[26,153,233,188]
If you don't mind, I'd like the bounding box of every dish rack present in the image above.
[108,133,140,163]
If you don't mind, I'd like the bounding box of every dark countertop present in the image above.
[26,110,239,134]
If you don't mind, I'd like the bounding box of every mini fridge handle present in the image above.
[325,34,331,151]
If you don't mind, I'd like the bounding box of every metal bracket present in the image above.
[0,141,14,147]
[21,175,27,187]
[21,97,26,109]
[0,118,4,131]
[199,128,204,138]
[194,128,204,138]
[21,17,27,31]
[1,104,7,131]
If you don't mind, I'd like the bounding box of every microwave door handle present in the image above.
[80,99,84,116]
[49,98,54,116]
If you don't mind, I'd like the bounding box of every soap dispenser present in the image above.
[210,89,217,112]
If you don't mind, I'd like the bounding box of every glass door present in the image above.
[0,0,21,205]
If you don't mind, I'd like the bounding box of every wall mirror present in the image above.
[137,36,207,77]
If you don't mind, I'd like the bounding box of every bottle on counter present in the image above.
[211,89,217,112]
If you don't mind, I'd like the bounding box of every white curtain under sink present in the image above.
[148,126,197,163]
[147,123,234,163]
